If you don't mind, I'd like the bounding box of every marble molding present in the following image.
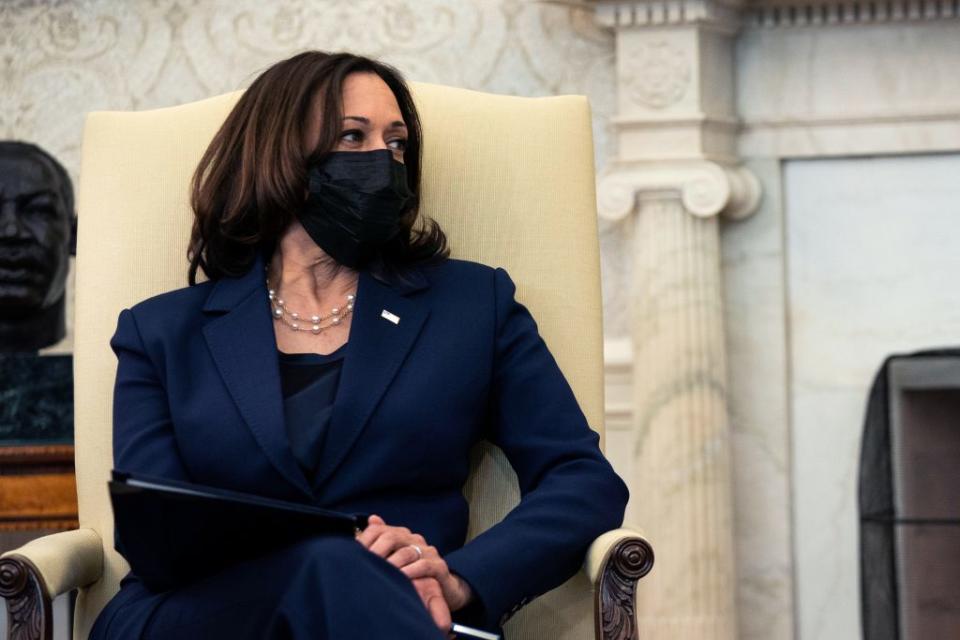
[594,2,762,638]
[736,23,960,158]
[718,158,795,640]
[602,338,637,524]
[744,0,960,27]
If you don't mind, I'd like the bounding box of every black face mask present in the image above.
[297,149,415,269]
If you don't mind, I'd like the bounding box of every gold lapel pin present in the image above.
[380,309,400,325]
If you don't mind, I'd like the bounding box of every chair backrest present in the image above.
[72,82,605,639]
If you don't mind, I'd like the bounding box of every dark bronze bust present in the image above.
[0,141,76,353]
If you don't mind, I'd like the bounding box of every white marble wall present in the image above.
[721,158,794,640]
[726,21,960,640]
[737,23,960,158]
[721,154,960,640]
[784,154,960,640]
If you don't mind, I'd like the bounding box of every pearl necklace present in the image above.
[266,277,356,335]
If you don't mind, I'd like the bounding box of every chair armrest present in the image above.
[1,528,103,597]
[0,528,104,640]
[586,527,655,640]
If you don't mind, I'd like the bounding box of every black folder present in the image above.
[109,470,368,592]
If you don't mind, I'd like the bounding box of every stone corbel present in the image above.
[597,160,762,222]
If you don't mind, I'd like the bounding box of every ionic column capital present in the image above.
[597,160,761,222]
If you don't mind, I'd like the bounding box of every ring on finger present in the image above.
[410,544,423,560]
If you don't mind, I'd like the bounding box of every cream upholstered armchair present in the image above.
[0,82,653,640]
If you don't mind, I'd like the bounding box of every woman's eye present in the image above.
[340,130,363,144]
[388,138,408,151]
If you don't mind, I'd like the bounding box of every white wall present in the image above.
[785,153,960,640]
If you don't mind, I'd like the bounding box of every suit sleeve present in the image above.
[444,267,629,630]
[110,307,192,482]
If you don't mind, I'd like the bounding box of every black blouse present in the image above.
[277,342,347,478]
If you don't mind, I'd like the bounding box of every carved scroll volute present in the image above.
[595,537,655,640]
[597,162,762,225]
[0,556,52,640]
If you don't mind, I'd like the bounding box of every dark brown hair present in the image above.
[187,51,448,285]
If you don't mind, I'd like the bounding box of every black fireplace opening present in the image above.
[859,350,960,640]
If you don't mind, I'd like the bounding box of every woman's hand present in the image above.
[356,514,474,617]
[410,575,452,635]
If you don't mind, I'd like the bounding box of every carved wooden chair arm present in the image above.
[1,527,652,640]
[586,527,655,640]
[1,528,103,640]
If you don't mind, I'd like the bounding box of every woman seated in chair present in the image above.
[91,50,628,640]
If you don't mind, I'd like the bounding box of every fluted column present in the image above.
[594,1,761,638]
[634,193,736,639]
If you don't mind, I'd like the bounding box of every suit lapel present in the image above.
[202,253,314,499]
[313,268,430,489]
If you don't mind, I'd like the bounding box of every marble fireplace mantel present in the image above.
[590,2,960,639]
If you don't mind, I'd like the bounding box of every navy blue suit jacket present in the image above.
[109,251,628,630]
